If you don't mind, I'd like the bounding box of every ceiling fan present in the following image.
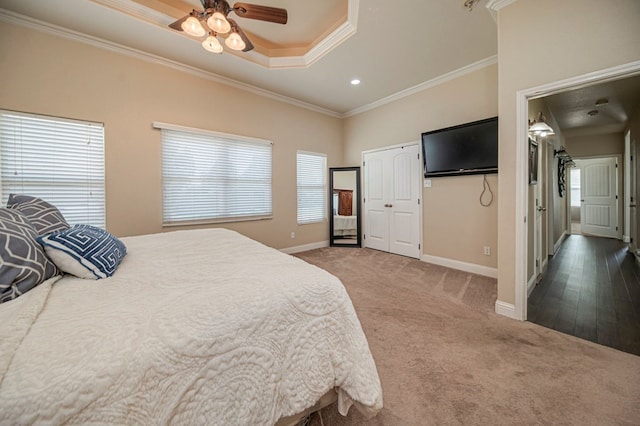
[169,0,288,54]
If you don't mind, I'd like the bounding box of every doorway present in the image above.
[514,63,640,322]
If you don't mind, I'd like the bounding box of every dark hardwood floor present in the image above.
[528,234,640,356]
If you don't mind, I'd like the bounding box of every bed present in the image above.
[333,215,358,238]
[0,227,383,425]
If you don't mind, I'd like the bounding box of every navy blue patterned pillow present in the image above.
[0,208,60,303]
[37,225,127,280]
[7,194,70,235]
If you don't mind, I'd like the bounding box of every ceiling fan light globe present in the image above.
[182,16,206,37]
[225,32,246,51]
[202,35,223,53]
[207,12,231,34]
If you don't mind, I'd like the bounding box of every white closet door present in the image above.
[363,151,389,252]
[364,144,421,258]
[389,145,421,258]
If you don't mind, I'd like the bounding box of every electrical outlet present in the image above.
[290,232,295,239]
[424,179,432,188]
[483,246,491,256]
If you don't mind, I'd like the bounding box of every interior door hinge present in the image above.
[616,195,619,199]
[418,243,421,250]
[418,199,420,205]
[616,226,619,231]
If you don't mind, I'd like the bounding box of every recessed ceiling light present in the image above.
[587,109,599,116]
[350,79,361,86]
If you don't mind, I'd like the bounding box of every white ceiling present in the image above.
[0,0,498,116]
[543,75,640,138]
[1,0,638,131]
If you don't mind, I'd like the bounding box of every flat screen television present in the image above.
[421,116,498,178]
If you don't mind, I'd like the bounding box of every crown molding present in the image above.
[0,9,341,118]
[342,55,498,118]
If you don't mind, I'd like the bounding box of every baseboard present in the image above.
[280,240,329,254]
[421,254,497,278]
[553,231,568,254]
[495,300,519,320]
[527,275,537,297]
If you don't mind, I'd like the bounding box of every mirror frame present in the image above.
[329,166,361,247]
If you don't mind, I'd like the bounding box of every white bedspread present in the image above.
[0,229,382,425]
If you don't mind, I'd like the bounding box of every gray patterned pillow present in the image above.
[0,208,60,304]
[7,194,70,235]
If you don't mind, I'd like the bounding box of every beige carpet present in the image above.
[294,247,640,426]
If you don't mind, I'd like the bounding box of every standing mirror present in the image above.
[329,167,361,247]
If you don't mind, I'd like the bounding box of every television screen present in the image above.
[421,117,498,177]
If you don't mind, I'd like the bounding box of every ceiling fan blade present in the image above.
[168,15,189,31]
[232,2,288,24]
[228,18,254,52]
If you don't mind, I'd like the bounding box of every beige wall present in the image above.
[497,0,640,305]
[344,64,499,268]
[0,22,344,249]
[565,133,624,158]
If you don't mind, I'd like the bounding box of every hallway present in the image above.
[528,235,640,356]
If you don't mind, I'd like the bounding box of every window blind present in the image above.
[160,126,272,224]
[0,110,105,228]
[297,151,327,224]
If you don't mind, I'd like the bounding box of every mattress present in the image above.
[0,228,382,425]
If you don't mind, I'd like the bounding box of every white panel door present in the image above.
[364,144,421,258]
[389,145,421,258]
[364,152,389,251]
[581,157,619,238]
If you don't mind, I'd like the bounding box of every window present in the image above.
[156,122,272,225]
[297,151,327,224]
[0,110,105,228]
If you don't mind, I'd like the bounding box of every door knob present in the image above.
[384,204,393,208]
